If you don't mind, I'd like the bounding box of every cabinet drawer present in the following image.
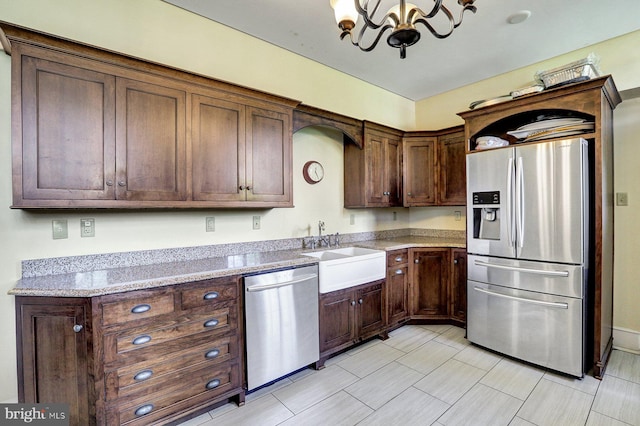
[102,292,175,326]
[109,362,240,425]
[387,250,408,267]
[180,278,238,310]
[106,308,233,362]
[106,335,237,399]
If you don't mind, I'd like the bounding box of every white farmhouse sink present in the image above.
[303,247,386,293]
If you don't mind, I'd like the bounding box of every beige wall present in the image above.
[0,0,638,404]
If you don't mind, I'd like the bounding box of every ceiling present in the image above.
[163,0,640,101]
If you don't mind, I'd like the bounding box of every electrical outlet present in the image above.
[455,211,462,221]
[52,219,68,239]
[206,216,215,232]
[616,192,629,206]
[350,214,355,225]
[252,215,261,230]
[81,218,95,237]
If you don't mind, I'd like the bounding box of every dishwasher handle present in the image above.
[245,273,318,292]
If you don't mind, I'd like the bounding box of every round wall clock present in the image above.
[302,160,324,184]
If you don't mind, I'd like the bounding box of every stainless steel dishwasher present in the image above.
[244,265,319,391]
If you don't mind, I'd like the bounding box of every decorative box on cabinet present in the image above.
[458,76,621,378]
[344,121,403,208]
[317,280,387,367]
[1,22,297,209]
[15,276,245,426]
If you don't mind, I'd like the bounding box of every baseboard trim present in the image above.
[612,326,640,354]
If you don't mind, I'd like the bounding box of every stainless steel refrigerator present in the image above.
[466,138,589,377]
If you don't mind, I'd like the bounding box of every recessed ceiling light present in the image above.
[507,10,531,25]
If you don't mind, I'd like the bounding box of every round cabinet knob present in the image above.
[106,180,114,186]
[407,192,412,196]
[414,259,419,264]
[454,259,458,264]
[239,185,245,190]
[118,181,126,187]
[395,257,403,262]
[246,186,252,191]
[351,300,356,306]
[73,324,83,333]
[395,269,403,275]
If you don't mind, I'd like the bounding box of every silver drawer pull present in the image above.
[395,257,403,262]
[206,379,221,390]
[204,319,219,328]
[473,260,569,277]
[131,304,151,314]
[132,335,152,345]
[205,349,220,359]
[473,286,569,309]
[134,404,154,417]
[133,370,153,382]
[203,291,219,300]
[395,269,403,275]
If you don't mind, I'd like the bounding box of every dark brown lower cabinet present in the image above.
[317,280,387,367]
[410,248,451,319]
[15,276,244,426]
[16,297,94,426]
[386,249,409,328]
[450,249,468,324]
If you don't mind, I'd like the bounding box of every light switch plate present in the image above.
[206,216,215,232]
[616,192,629,206]
[52,219,68,239]
[252,216,261,230]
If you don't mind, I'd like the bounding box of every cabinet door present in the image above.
[403,137,437,206]
[364,131,387,206]
[410,248,450,318]
[115,77,187,201]
[319,290,356,353]
[365,131,402,206]
[451,249,467,323]
[357,281,385,338]
[438,130,466,205]
[385,136,402,206]
[245,106,292,204]
[19,52,116,201]
[17,298,91,426]
[387,264,409,326]
[192,94,246,202]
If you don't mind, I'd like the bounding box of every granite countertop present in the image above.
[10,235,466,298]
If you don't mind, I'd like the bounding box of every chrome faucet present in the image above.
[318,220,331,247]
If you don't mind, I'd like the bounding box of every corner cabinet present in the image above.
[15,276,245,426]
[344,122,403,208]
[458,76,621,378]
[3,23,297,209]
[402,126,466,207]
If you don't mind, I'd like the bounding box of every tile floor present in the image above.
[178,325,640,426]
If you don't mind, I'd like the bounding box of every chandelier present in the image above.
[329,0,477,58]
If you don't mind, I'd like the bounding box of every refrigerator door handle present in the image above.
[516,156,525,249]
[473,286,569,309]
[473,259,570,277]
[506,157,515,248]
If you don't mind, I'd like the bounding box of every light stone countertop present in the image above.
[10,235,466,298]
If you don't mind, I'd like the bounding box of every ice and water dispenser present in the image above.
[472,191,501,240]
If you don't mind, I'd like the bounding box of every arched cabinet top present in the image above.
[293,104,363,148]
[458,76,621,152]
